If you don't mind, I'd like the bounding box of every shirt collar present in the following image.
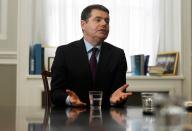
[83,38,101,53]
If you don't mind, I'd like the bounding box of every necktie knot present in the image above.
[91,48,98,55]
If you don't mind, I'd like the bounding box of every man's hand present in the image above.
[66,89,86,107]
[110,84,132,105]
[110,108,126,126]
[66,108,86,125]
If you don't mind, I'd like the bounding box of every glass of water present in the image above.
[89,91,103,109]
[141,92,154,114]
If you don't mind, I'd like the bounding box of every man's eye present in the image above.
[95,19,101,22]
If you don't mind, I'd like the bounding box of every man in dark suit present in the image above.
[51,4,132,107]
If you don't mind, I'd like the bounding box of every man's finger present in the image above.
[121,94,130,100]
[75,102,87,107]
[121,92,132,98]
[118,93,132,103]
[125,92,132,96]
[66,89,76,96]
[118,84,129,91]
[79,102,87,106]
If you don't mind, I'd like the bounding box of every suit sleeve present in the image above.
[51,47,68,106]
[111,50,127,106]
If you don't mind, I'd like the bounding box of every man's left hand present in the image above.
[110,84,132,105]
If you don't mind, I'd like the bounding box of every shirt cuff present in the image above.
[110,102,115,106]
[110,98,115,106]
[65,95,72,106]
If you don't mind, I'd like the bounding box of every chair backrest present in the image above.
[41,70,52,107]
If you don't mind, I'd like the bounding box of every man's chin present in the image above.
[98,35,108,41]
[97,38,107,43]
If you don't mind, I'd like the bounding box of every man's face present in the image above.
[81,9,110,44]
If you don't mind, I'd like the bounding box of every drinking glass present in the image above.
[89,91,103,109]
[141,92,154,114]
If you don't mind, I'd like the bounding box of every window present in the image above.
[33,0,180,71]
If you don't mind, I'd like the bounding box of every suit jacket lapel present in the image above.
[78,39,93,83]
[96,43,111,79]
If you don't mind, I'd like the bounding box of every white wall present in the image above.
[0,0,17,51]
[0,0,18,106]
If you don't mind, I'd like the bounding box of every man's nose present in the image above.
[101,19,108,25]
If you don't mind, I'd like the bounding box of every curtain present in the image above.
[33,0,169,71]
[158,0,181,52]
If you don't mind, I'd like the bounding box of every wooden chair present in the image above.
[41,70,52,107]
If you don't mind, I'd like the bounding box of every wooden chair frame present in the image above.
[41,70,51,107]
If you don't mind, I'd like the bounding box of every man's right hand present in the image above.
[66,89,86,107]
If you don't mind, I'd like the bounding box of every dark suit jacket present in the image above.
[51,38,127,106]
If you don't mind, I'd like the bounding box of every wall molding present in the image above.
[0,51,17,64]
[181,0,192,100]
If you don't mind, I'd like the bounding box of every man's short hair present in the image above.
[81,4,109,21]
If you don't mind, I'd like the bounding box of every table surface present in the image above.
[0,106,192,131]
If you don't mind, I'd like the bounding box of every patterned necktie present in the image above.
[90,48,98,81]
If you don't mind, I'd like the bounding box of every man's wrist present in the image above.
[66,95,72,106]
[110,97,115,106]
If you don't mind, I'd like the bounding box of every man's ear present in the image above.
[81,20,86,31]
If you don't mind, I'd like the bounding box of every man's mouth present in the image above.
[98,29,108,34]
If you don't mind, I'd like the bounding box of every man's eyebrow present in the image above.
[94,16,109,19]
[93,17,110,23]
[94,16,102,19]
